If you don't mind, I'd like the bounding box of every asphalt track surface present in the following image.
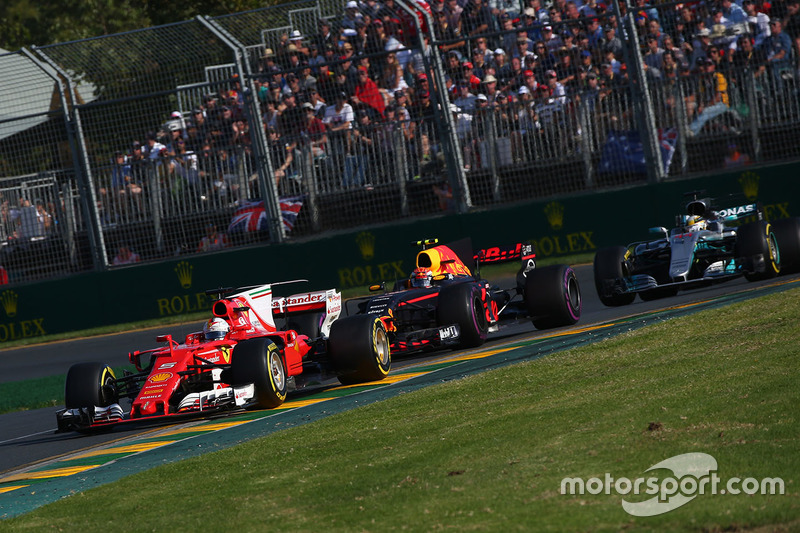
[0,264,798,518]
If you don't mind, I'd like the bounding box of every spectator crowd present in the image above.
[104,0,800,228]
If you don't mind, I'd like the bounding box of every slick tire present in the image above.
[65,362,118,409]
[329,314,391,385]
[594,246,636,307]
[772,217,800,274]
[437,282,489,348]
[737,221,780,281]
[524,264,582,330]
[231,338,287,409]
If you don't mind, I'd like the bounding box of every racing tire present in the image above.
[286,311,323,339]
[231,338,287,409]
[328,314,391,385]
[737,221,780,281]
[65,362,118,409]
[594,246,636,307]
[524,264,581,330]
[772,217,800,274]
[436,282,489,348]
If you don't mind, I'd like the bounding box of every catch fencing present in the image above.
[0,0,798,286]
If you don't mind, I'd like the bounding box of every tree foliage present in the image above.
[0,0,270,51]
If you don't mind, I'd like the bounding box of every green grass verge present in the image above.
[0,367,133,415]
[4,287,798,531]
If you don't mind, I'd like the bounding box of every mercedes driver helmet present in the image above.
[203,317,229,340]
[686,215,707,232]
[410,267,434,288]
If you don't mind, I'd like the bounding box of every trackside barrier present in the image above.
[0,162,796,341]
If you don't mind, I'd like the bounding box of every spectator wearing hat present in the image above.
[585,17,604,49]
[544,69,566,105]
[499,14,519,52]
[345,109,378,188]
[469,47,488,79]
[490,47,508,77]
[454,82,478,112]
[688,57,734,136]
[342,1,364,30]
[763,18,793,88]
[520,68,541,95]
[602,24,624,60]
[542,25,563,55]
[463,61,483,91]
[520,8,542,43]
[643,34,666,77]
[482,74,500,104]
[690,26,714,67]
[513,33,535,60]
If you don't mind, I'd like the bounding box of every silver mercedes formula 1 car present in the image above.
[594,194,800,306]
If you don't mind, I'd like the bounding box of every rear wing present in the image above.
[272,289,342,338]
[473,243,536,278]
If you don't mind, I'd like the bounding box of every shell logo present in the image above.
[149,372,173,383]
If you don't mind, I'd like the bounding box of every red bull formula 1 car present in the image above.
[594,194,800,306]
[343,238,582,355]
[56,282,391,432]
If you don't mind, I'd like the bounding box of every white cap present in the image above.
[346,0,359,8]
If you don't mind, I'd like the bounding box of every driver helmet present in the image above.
[686,215,707,232]
[410,267,433,288]
[203,317,229,340]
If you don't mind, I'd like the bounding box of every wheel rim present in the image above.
[473,296,488,331]
[768,232,780,270]
[567,276,581,312]
[374,326,390,367]
[269,352,285,390]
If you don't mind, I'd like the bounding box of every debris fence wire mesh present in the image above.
[0,0,798,285]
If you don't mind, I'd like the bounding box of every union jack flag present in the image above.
[228,197,304,235]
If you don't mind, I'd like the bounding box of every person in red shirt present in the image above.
[352,66,385,117]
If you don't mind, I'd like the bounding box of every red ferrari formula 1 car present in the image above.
[56,282,391,432]
[344,238,581,355]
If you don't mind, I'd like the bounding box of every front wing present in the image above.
[56,383,256,432]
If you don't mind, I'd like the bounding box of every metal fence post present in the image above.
[744,71,762,162]
[613,0,664,183]
[394,0,472,212]
[578,98,594,188]
[198,15,285,243]
[29,47,109,271]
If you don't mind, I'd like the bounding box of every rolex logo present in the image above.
[175,261,193,289]
[738,171,759,201]
[356,231,376,260]
[1,290,18,317]
[544,201,565,230]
